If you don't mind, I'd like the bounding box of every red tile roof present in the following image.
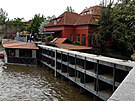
[56,43,92,50]
[80,5,100,15]
[53,38,68,44]
[75,15,100,25]
[45,12,80,27]
[3,41,39,50]
[45,6,101,27]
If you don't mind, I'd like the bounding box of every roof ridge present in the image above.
[74,15,81,25]
[88,15,93,24]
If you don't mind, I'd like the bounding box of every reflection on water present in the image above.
[0,64,93,101]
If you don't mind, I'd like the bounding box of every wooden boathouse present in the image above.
[38,45,135,101]
[3,41,38,66]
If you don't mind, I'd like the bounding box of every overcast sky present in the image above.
[0,0,101,21]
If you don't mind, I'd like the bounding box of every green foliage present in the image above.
[39,15,56,34]
[46,36,53,42]
[98,0,114,53]
[0,8,8,24]
[65,6,75,12]
[27,14,45,33]
[73,41,82,46]
[99,0,135,56]
[112,1,135,53]
[122,0,130,4]
[7,18,25,32]
[46,15,56,23]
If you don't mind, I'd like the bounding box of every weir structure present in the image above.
[38,45,135,101]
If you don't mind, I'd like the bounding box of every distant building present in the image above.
[24,20,32,26]
[44,6,100,47]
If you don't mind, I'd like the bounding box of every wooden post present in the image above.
[54,50,57,77]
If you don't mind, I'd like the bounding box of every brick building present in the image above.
[45,6,100,47]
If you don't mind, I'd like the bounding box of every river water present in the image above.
[0,64,93,101]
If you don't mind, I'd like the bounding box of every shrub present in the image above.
[73,41,82,46]
[46,36,53,42]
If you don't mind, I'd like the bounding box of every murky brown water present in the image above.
[0,65,93,101]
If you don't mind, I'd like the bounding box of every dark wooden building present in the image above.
[3,41,39,66]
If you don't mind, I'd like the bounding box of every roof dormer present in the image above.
[54,20,57,25]
[89,9,93,14]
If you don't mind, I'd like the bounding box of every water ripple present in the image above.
[0,65,92,101]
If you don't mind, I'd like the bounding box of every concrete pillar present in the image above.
[32,50,36,58]
[15,49,19,57]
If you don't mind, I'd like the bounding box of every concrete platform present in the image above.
[108,67,135,101]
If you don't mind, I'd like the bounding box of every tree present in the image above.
[0,8,8,24]
[27,14,45,33]
[98,0,114,53]
[121,0,130,4]
[98,0,135,58]
[46,15,56,23]
[7,18,25,34]
[38,15,55,34]
[112,0,135,54]
[0,8,8,35]
[65,6,75,12]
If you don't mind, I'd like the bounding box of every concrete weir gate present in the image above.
[38,45,135,101]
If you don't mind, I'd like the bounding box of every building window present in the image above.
[70,34,73,42]
[89,9,93,14]
[54,20,57,25]
[82,34,86,45]
[89,35,93,46]
[76,34,80,42]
